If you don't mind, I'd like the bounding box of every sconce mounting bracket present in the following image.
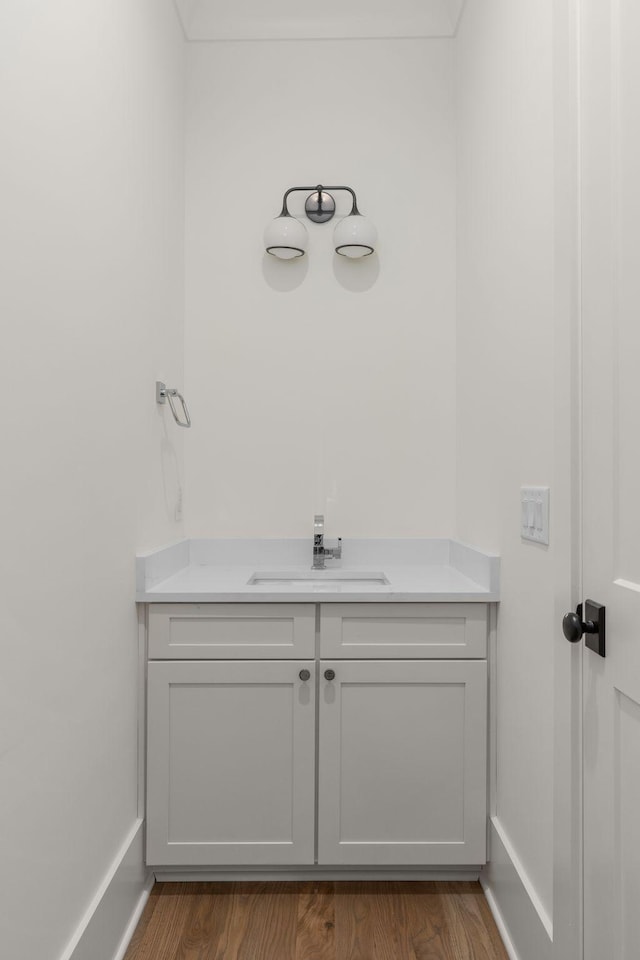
[304,189,336,223]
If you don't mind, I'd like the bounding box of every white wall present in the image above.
[184,39,457,538]
[0,2,185,957]
[455,0,558,946]
[0,5,569,955]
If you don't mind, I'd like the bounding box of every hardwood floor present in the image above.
[124,881,509,960]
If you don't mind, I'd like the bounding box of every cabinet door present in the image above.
[147,661,315,866]
[320,604,487,659]
[318,660,487,865]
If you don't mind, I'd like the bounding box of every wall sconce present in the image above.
[264,184,377,260]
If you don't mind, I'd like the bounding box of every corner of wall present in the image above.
[446,0,468,36]
[60,822,153,960]
[481,819,553,960]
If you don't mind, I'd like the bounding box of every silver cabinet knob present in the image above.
[324,669,336,681]
[299,669,311,682]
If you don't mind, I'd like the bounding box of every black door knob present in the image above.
[324,669,336,681]
[562,607,598,643]
[299,669,311,682]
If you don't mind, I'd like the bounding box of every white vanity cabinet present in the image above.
[145,602,489,870]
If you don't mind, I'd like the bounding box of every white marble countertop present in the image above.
[136,539,500,603]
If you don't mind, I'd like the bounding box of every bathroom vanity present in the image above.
[137,537,499,877]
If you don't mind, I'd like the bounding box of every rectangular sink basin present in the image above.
[248,570,390,587]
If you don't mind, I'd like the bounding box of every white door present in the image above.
[317,660,487,865]
[580,1,640,956]
[146,660,316,866]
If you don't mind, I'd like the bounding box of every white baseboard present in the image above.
[56,814,552,960]
[59,819,153,960]
[480,818,552,960]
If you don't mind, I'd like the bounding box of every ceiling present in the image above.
[173,0,467,41]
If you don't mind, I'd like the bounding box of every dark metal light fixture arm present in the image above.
[280,184,360,217]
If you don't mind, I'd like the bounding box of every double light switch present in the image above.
[521,486,550,545]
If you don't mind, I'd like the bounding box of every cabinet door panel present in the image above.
[147,661,315,865]
[320,604,487,659]
[149,603,315,659]
[318,660,487,865]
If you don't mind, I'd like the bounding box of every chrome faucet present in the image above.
[313,514,342,570]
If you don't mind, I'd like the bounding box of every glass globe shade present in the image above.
[333,215,377,258]
[264,216,308,259]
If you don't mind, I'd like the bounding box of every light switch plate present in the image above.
[521,486,550,545]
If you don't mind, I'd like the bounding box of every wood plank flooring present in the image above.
[124,882,509,960]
